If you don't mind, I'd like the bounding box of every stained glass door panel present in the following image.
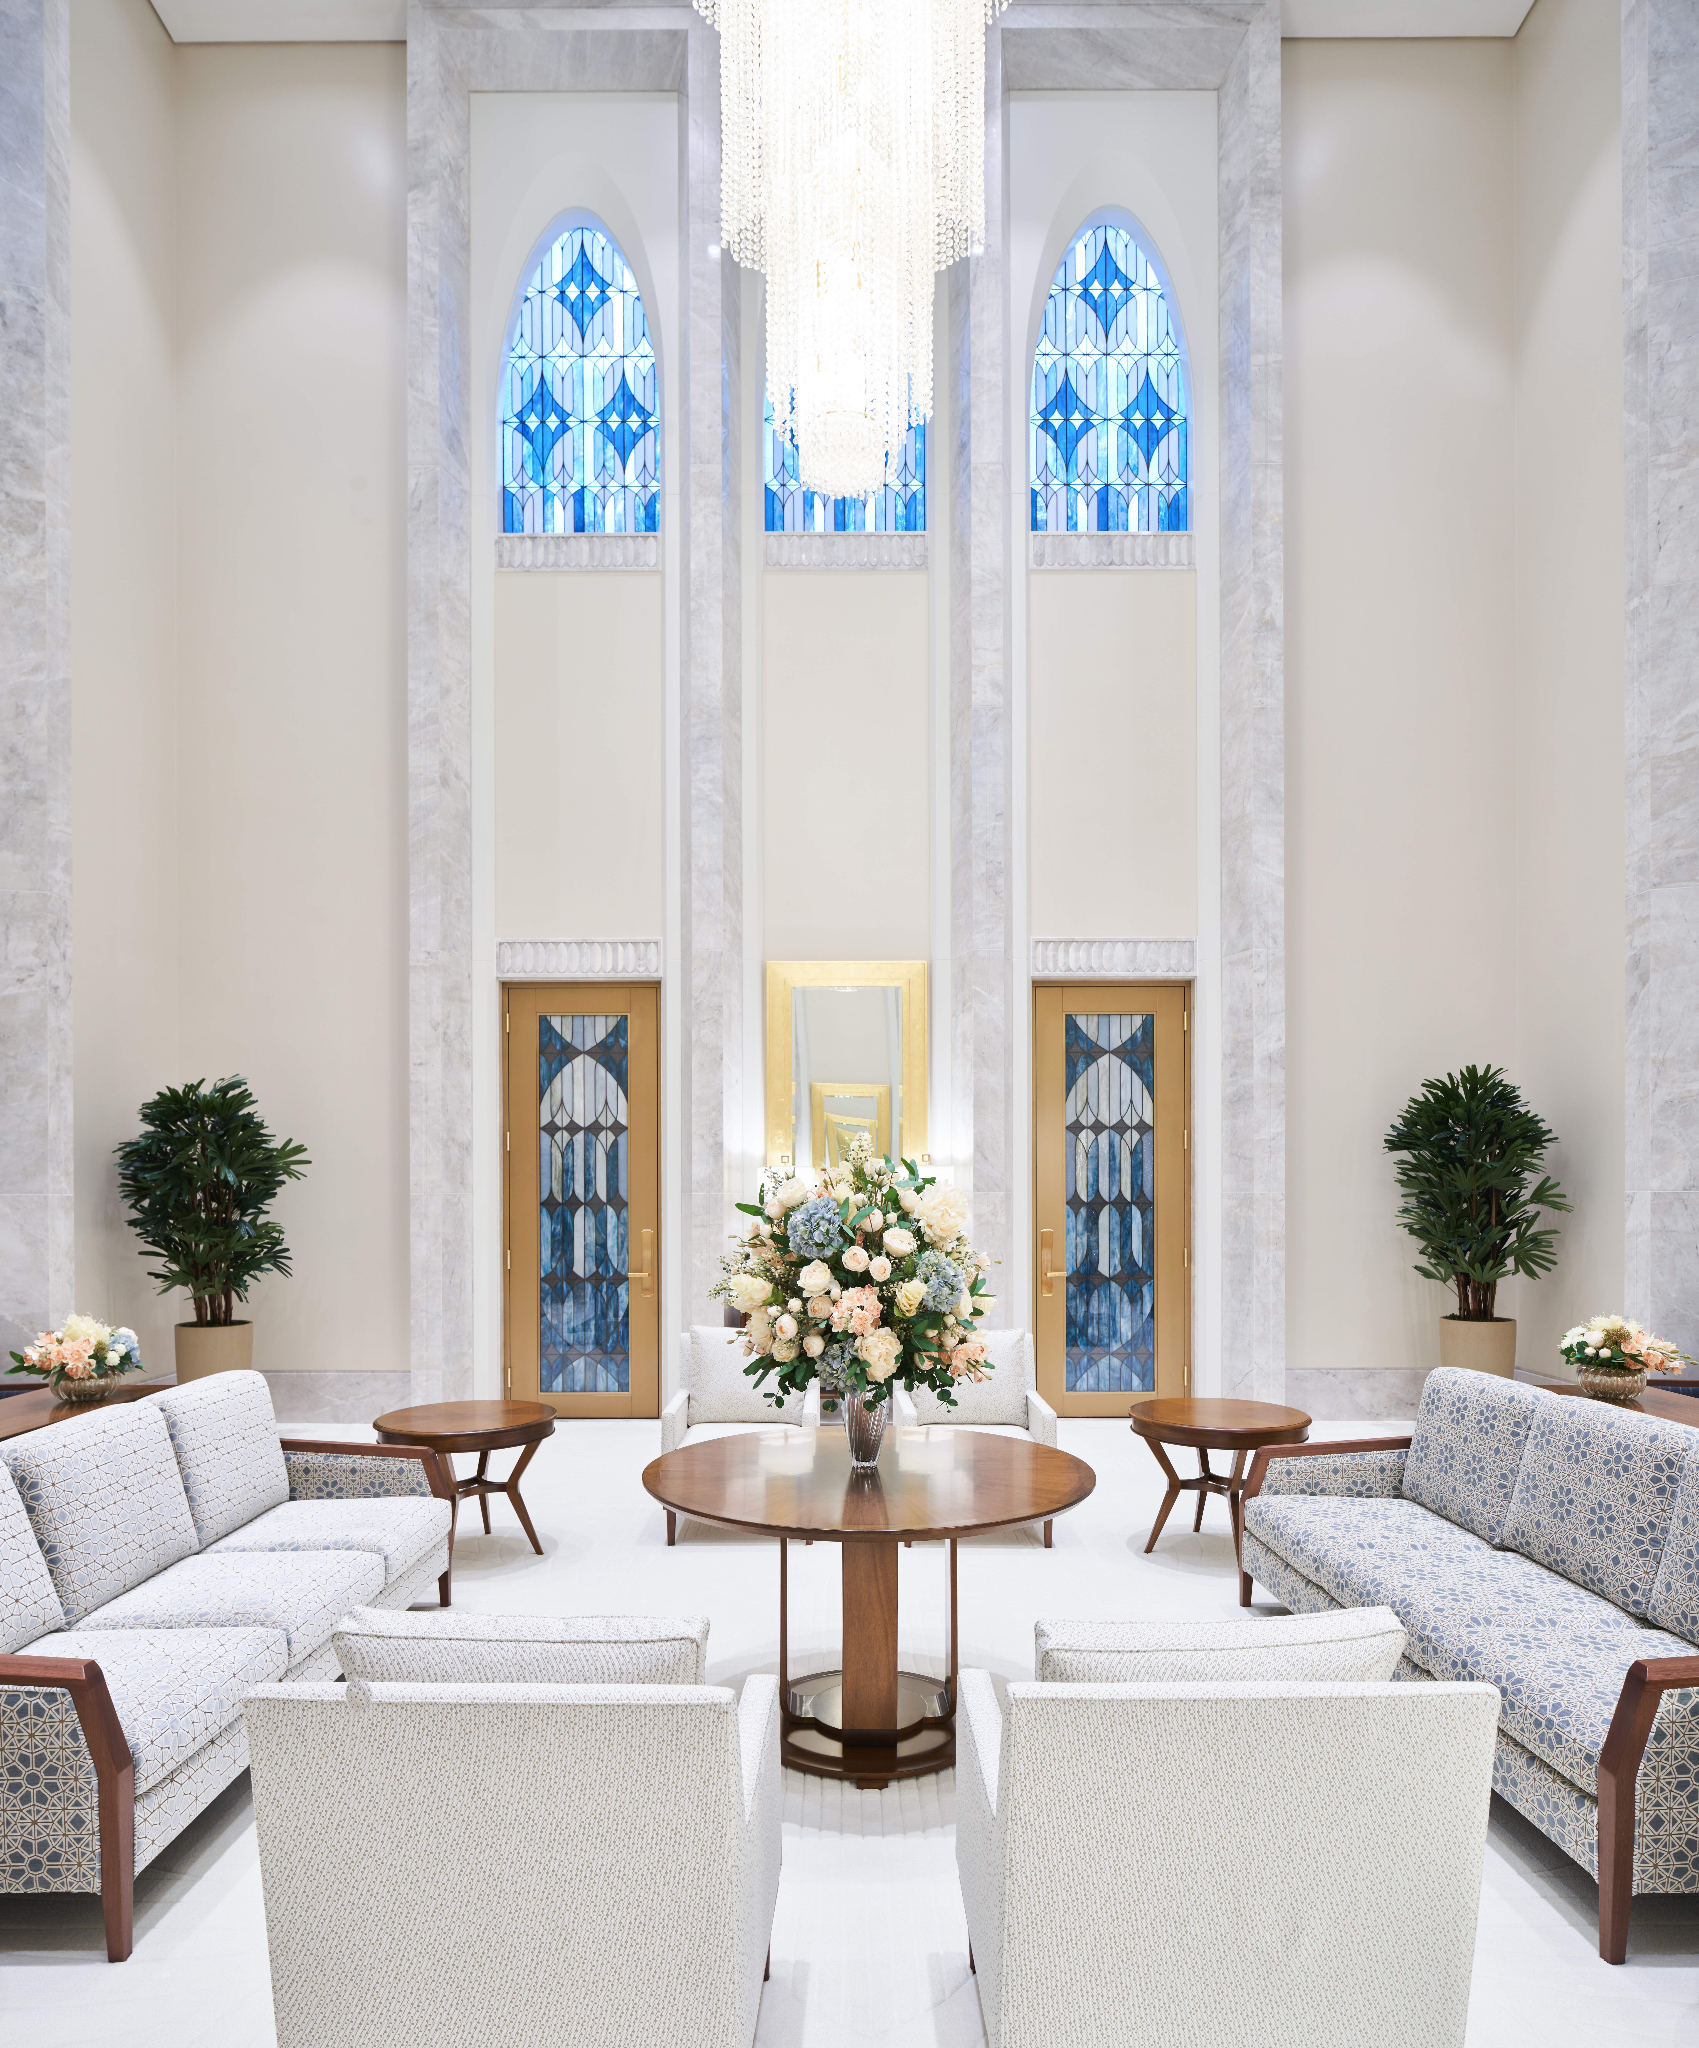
[505,983,659,1417]
[1033,983,1188,1415]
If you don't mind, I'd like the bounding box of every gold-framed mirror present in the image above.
[765,961,928,1170]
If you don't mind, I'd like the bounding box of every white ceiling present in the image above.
[150,0,1539,43]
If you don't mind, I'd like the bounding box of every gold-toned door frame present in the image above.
[1032,982,1190,1417]
[765,960,928,1167]
[502,982,661,1418]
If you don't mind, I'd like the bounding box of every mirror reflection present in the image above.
[765,961,928,1169]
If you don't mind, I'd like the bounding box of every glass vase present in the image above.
[844,1387,888,1467]
[50,1373,113,1404]
[1578,1361,1647,1403]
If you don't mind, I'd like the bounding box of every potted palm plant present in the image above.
[116,1076,310,1383]
[1383,1064,1568,1379]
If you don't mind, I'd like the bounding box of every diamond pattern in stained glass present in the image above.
[538,1014,630,1396]
[1064,1013,1155,1395]
[764,391,925,534]
[1032,223,1188,535]
[502,226,659,536]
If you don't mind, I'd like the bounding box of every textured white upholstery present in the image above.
[2,1401,198,1626]
[678,1325,807,1426]
[909,1330,1035,1427]
[78,1548,384,1667]
[1033,1607,1408,1683]
[245,1675,783,2048]
[0,1454,64,1652]
[208,1494,451,1587]
[143,1369,290,1547]
[955,1671,1500,2048]
[330,1608,710,1685]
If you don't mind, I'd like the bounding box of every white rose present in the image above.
[916,1184,970,1246]
[898,1189,919,1213]
[842,1245,871,1272]
[895,1278,926,1318]
[865,1211,885,1232]
[775,1313,799,1340]
[746,1308,774,1355]
[806,1295,833,1320]
[860,1327,902,1382]
[772,1337,800,1362]
[882,1227,917,1257]
[958,1291,975,1318]
[788,1298,801,1312]
[803,1331,825,1358]
[766,1200,784,1220]
[729,1271,775,1312]
[868,1255,892,1282]
[776,1177,814,1213]
[797,1261,834,1296]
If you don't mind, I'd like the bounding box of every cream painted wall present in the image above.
[493,572,665,935]
[1285,41,1521,1376]
[1028,569,1198,937]
[173,46,409,1379]
[1511,0,1623,1376]
[70,0,181,1367]
[762,571,931,960]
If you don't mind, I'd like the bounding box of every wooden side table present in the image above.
[373,1400,556,1554]
[1130,1397,1311,1560]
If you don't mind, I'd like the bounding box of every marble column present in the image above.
[1624,0,1699,1349]
[0,0,72,1356]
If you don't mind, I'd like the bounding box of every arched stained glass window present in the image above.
[502,224,659,535]
[764,396,925,533]
[1031,222,1187,534]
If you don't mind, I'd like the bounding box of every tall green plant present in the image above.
[1383,1065,1568,1320]
[116,1077,310,1326]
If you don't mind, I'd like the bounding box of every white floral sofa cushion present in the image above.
[0,1459,65,1653]
[142,1372,290,1547]
[208,1495,450,1589]
[77,1549,385,1668]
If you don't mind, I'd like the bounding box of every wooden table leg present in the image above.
[841,1540,899,1735]
[503,1436,546,1554]
[1192,1448,1213,1532]
[1228,1447,1248,1566]
[779,1537,789,1701]
[1142,1435,1186,1553]
[474,1449,492,1534]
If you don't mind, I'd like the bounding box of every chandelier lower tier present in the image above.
[694,0,1007,498]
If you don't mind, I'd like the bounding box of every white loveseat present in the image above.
[0,1370,453,1960]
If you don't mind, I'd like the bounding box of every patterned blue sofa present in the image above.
[0,1370,453,1961]
[1239,1366,1699,1963]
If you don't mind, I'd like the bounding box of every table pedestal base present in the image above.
[782,1671,954,1787]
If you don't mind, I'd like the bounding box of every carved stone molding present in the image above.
[764,532,928,569]
[495,939,662,980]
[1031,939,1197,980]
[495,533,659,570]
[1028,531,1194,569]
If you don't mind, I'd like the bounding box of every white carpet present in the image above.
[2,1414,1695,2045]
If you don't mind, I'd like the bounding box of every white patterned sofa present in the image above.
[660,1326,819,1543]
[893,1330,1059,1544]
[1239,1366,1699,1963]
[955,1610,1499,2048]
[245,1610,780,2048]
[0,1370,453,1961]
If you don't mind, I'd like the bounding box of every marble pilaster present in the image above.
[0,0,72,1357]
[1624,0,1699,1352]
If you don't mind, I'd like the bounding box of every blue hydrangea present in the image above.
[915,1249,965,1312]
[787,1196,846,1261]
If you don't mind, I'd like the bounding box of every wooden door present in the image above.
[503,983,660,1418]
[1033,983,1189,1416]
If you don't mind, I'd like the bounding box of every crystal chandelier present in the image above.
[695,0,1006,497]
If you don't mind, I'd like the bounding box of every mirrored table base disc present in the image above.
[781,1670,954,1786]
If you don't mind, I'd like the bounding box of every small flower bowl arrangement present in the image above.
[711,1134,995,1465]
[8,1315,145,1405]
[1560,1315,1692,1403]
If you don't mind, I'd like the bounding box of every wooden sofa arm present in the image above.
[279,1439,456,1604]
[1598,1653,1699,1964]
[1240,1436,1413,1512]
[0,1654,133,1962]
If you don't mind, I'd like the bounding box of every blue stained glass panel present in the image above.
[764,394,925,533]
[1031,223,1188,534]
[1064,1012,1155,1395]
[502,226,659,536]
[538,1013,630,1395]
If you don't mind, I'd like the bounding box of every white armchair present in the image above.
[895,1331,1059,1544]
[955,1635,1500,2048]
[661,1325,819,1543]
[246,1671,782,2048]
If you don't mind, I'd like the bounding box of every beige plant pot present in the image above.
[1437,1315,1516,1378]
[174,1321,255,1383]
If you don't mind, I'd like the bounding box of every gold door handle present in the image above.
[634,1228,654,1298]
[1040,1228,1058,1298]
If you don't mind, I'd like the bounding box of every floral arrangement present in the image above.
[711,1134,994,1409]
[8,1315,144,1399]
[1559,1315,1692,1377]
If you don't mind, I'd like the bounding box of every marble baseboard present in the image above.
[262,1370,414,1427]
[1285,1367,1427,1424]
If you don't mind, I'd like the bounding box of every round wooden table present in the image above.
[1129,1397,1310,1560]
[373,1400,556,1554]
[643,1427,1096,1788]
